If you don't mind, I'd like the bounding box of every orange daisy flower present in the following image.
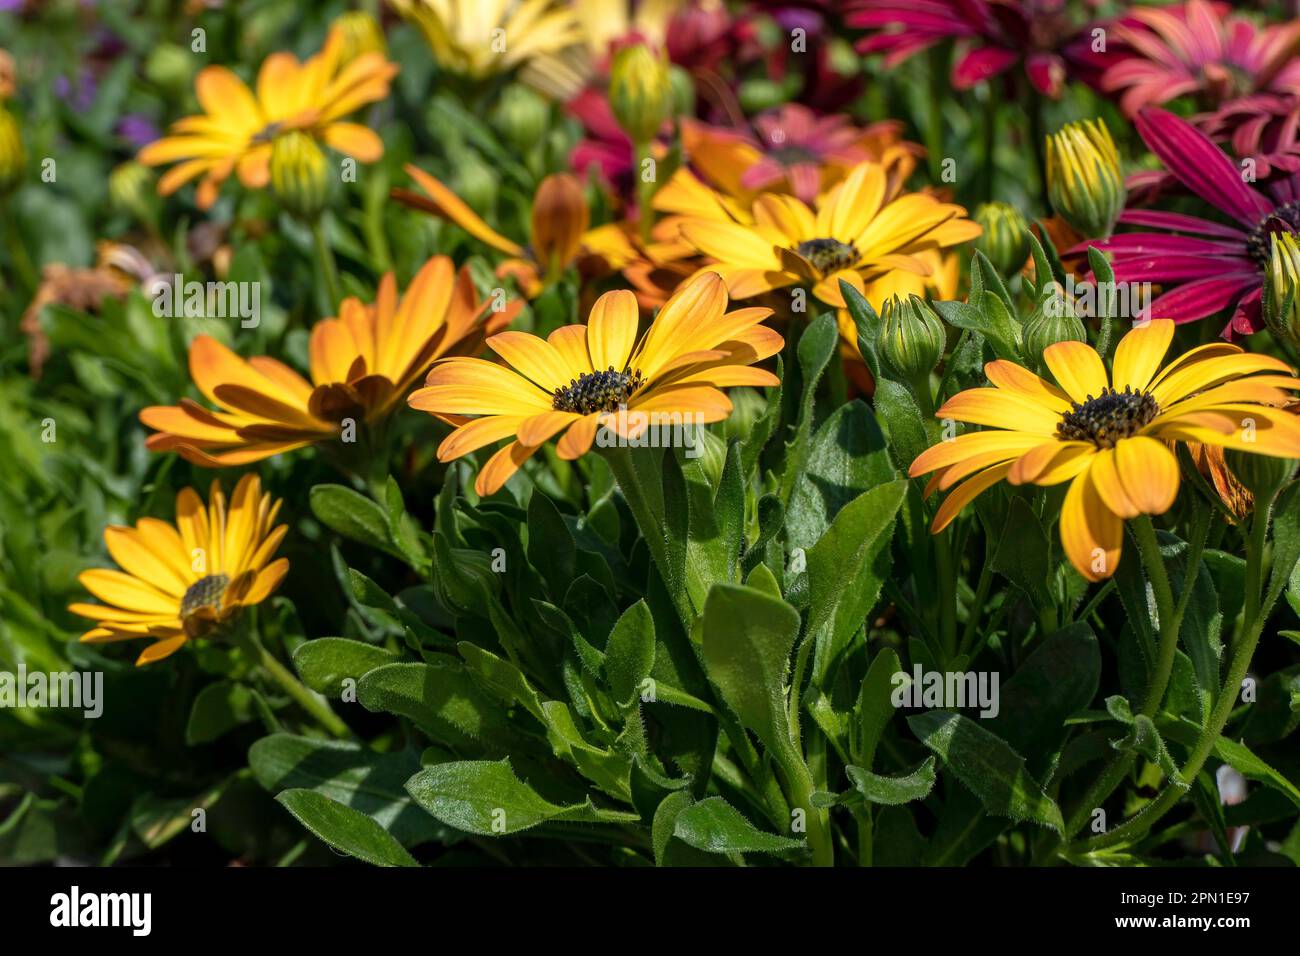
[141,256,517,466]
[137,24,398,209]
[407,272,781,495]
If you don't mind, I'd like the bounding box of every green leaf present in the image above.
[909,710,1064,831]
[605,599,656,706]
[842,758,936,806]
[700,583,800,760]
[456,641,545,722]
[405,759,638,835]
[309,484,404,562]
[185,680,266,745]
[292,638,398,696]
[853,647,904,770]
[739,356,784,478]
[248,733,444,846]
[873,379,929,475]
[1213,736,1300,810]
[357,660,516,749]
[275,789,417,867]
[1266,481,1300,615]
[841,279,882,382]
[991,497,1053,609]
[806,480,907,685]
[527,491,576,596]
[778,312,838,507]
[785,400,894,551]
[671,796,803,856]
[1111,714,1187,789]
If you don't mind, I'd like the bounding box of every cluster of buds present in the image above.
[974,202,1031,278]
[1045,119,1124,239]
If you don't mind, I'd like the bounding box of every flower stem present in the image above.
[1068,493,1276,854]
[311,218,342,311]
[1062,516,1180,838]
[635,140,654,245]
[234,626,350,739]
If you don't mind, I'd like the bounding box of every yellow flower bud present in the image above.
[608,43,673,144]
[1266,232,1300,351]
[333,11,387,66]
[0,104,25,195]
[974,202,1031,278]
[109,160,154,222]
[1045,119,1124,239]
[270,131,329,220]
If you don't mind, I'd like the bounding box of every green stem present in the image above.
[958,536,995,657]
[635,139,654,245]
[311,218,342,311]
[934,528,958,662]
[1068,494,1276,855]
[1062,516,1180,838]
[234,627,350,739]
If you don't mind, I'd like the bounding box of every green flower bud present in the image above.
[0,105,25,196]
[144,43,195,93]
[452,150,499,217]
[878,294,947,386]
[1265,232,1300,353]
[1022,290,1087,368]
[109,160,154,222]
[490,85,549,155]
[667,65,694,118]
[974,202,1031,277]
[1225,446,1297,501]
[270,131,329,220]
[608,43,673,144]
[334,10,387,66]
[1045,119,1124,239]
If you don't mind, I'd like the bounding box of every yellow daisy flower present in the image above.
[671,160,981,309]
[407,272,782,495]
[70,475,288,666]
[138,24,398,209]
[140,256,518,466]
[389,0,582,80]
[910,320,1300,581]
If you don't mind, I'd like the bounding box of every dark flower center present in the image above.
[796,237,859,274]
[181,573,229,618]
[552,367,644,414]
[1247,200,1300,266]
[1056,386,1160,448]
[768,144,818,165]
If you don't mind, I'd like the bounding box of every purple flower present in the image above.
[1088,108,1300,338]
[116,114,161,149]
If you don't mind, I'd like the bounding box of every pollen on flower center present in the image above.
[552,367,644,414]
[181,573,229,618]
[1247,200,1300,266]
[796,237,859,275]
[1056,386,1160,448]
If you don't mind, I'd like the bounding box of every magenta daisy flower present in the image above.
[846,0,1097,97]
[1099,1,1300,118]
[1089,108,1300,338]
